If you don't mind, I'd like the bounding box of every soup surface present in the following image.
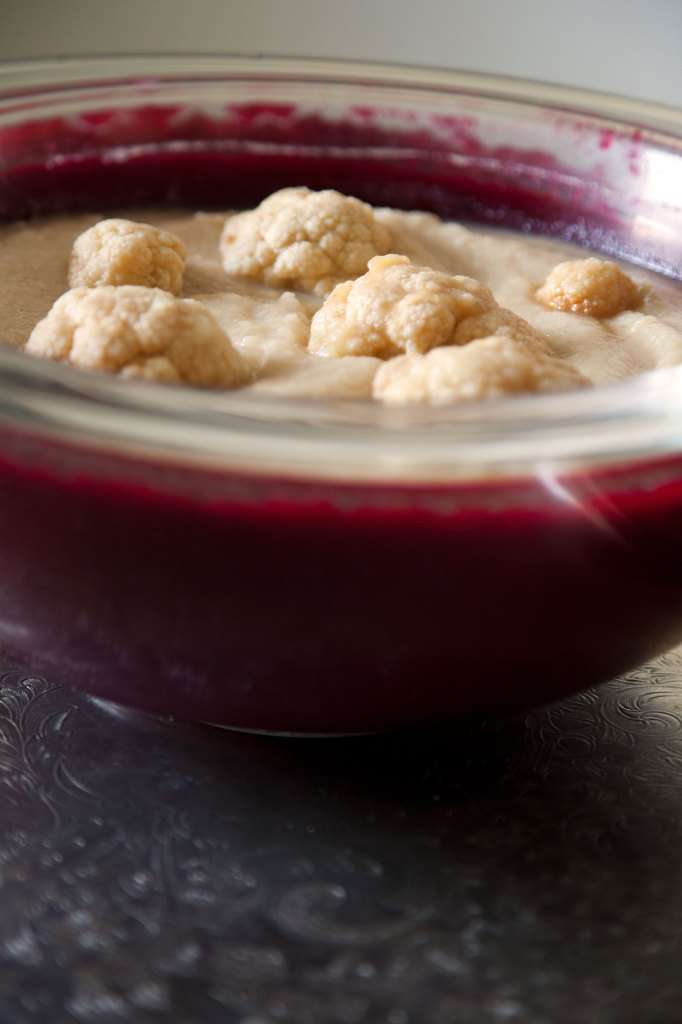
[3,187,682,405]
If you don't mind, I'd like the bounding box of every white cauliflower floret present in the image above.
[373,334,589,405]
[309,254,545,359]
[68,218,187,294]
[219,187,391,296]
[25,285,245,387]
[536,257,640,318]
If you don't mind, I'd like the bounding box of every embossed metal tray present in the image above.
[0,648,681,1023]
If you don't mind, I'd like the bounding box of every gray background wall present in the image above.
[2,0,681,108]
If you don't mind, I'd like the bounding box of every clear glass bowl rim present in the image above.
[2,53,682,483]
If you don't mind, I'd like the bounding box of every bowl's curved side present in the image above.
[2,425,682,732]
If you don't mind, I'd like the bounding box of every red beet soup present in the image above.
[1,60,682,732]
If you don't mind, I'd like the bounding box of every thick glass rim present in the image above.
[2,54,682,482]
[1,53,681,128]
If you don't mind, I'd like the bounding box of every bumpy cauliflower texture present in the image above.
[26,285,245,387]
[219,187,391,296]
[68,218,187,294]
[537,257,640,318]
[12,188,678,406]
[308,254,545,359]
[373,334,589,405]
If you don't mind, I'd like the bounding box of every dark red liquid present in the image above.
[2,108,682,732]
[2,423,682,732]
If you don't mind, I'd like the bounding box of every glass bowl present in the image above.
[1,55,682,734]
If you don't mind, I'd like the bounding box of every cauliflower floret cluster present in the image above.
[536,257,640,318]
[373,334,589,406]
[68,218,187,295]
[20,191,655,406]
[219,187,392,296]
[26,285,245,387]
[308,254,545,359]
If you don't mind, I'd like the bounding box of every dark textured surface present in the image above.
[0,652,682,1024]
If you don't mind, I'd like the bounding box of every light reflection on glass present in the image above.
[632,149,682,253]
[539,468,628,541]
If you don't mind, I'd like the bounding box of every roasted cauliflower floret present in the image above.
[373,334,589,405]
[25,285,245,387]
[68,218,187,294]
[537,257,640,318]
[308,254,545,359]
[219,187,391,296]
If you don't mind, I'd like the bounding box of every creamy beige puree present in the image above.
[3,187,682,404]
